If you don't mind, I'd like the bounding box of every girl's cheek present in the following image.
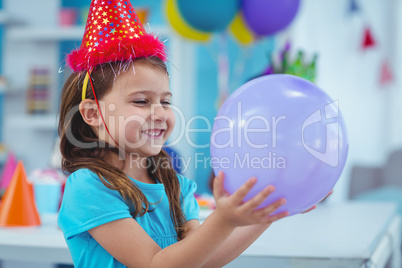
[168,109,176,126]
[165,111,176,136]
[122,120,143,144]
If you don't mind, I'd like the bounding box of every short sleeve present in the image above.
[177,174,200,221]
[57,169,133,239]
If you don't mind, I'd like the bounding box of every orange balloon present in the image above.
[136,8,149,24]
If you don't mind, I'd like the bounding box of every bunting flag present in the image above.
[361,26,376,49]
[380,60,393,86]
[349,0,360,14]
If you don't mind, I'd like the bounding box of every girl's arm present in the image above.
[182,172,279,268]
[88,172,288,268]
[183,188,333,267]
[184,219,272,268]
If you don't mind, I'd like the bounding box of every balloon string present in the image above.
[231,44,253,92]
[87,70,120,148]
[216,33,230,111]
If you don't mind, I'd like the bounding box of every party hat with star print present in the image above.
[67,0,166,72]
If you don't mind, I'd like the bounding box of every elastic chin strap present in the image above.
[83,70,120,148]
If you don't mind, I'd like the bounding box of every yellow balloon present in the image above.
[165,0,211,42]
[230,12,255,46]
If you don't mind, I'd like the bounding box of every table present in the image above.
[0,202,400,268]
[224,202,401,268]
[0,214,72,265]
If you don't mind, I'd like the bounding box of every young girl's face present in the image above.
[99,61,175,157]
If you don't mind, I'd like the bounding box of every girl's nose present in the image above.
[151,104,168,122]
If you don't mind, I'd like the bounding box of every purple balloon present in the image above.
[243,0,300,36]
[210,75,348,216]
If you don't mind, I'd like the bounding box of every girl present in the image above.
[58,55,291,267]
[57,1,323,267]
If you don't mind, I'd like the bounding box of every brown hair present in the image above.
[58,57,188,240]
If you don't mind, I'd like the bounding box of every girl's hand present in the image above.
[301,190,333,214]
[212,171,289,229]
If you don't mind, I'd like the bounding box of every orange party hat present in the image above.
[0,161,41,227]
[67,0,166,72]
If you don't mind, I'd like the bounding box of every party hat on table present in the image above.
[0,161,41,227]
[0,152,18,191]
[67,0,167,72]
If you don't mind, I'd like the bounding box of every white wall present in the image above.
[390,0,402,147]
[3,0,60,173]
[278,0,399,202]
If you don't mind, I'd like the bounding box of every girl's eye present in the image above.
[133,101,147,104]
[132,101,171,106]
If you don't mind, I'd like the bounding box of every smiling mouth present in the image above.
[142,129,165,138]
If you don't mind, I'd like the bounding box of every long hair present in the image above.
[58,57,188,240]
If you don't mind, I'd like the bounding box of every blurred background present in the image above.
[0,0,401,216]
[0,0,401,267]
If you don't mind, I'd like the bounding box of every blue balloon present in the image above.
[163,146,183,174]
[177,0,240,32]
[243,0,300,36]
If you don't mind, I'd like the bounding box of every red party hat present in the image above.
[67,0,167,72]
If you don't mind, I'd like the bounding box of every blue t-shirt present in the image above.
[57,168,200,268]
